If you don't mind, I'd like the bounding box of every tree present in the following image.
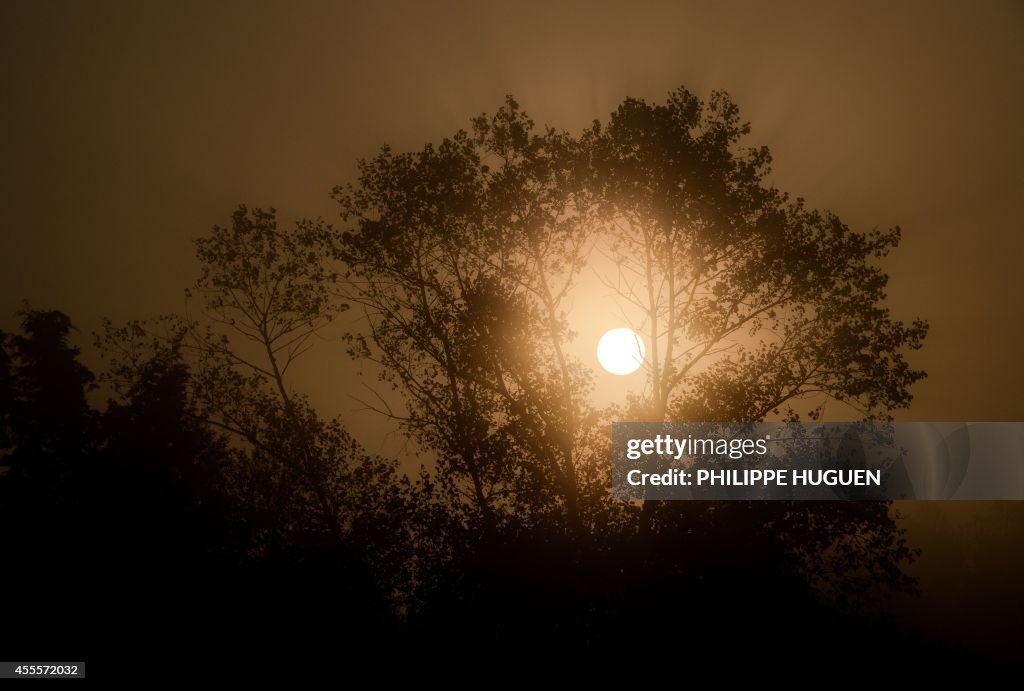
[0,309,95,480]
[335,98,622,538]
[586,87,927,609]
[588,88,927,423]
[335,88,927,613]
[184,205,350,536]
[182,204,409,605]
[0,310,105,656]
[95,315,227,541]
[189,204,341,409]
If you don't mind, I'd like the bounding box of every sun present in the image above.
[597,327,645,375]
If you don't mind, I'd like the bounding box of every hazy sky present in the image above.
[2,0,1023,656]
[3,0,1022,422]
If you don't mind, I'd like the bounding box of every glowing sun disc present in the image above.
[597,328,645,375]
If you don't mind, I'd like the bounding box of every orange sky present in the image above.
[3,0,1021,422]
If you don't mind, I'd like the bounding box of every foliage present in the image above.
[334,99,611,535]
[0,87,932,661]
[335,88,927,618]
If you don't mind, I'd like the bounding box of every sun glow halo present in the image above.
[596,327,645,375]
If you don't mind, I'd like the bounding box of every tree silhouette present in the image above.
[333,87,927,621]
[181,205,410,610]
[581,88,928,606]
[1,310,94,471]
[589,89,927,423]
[189,205,341,409]
[334,101,609,536]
